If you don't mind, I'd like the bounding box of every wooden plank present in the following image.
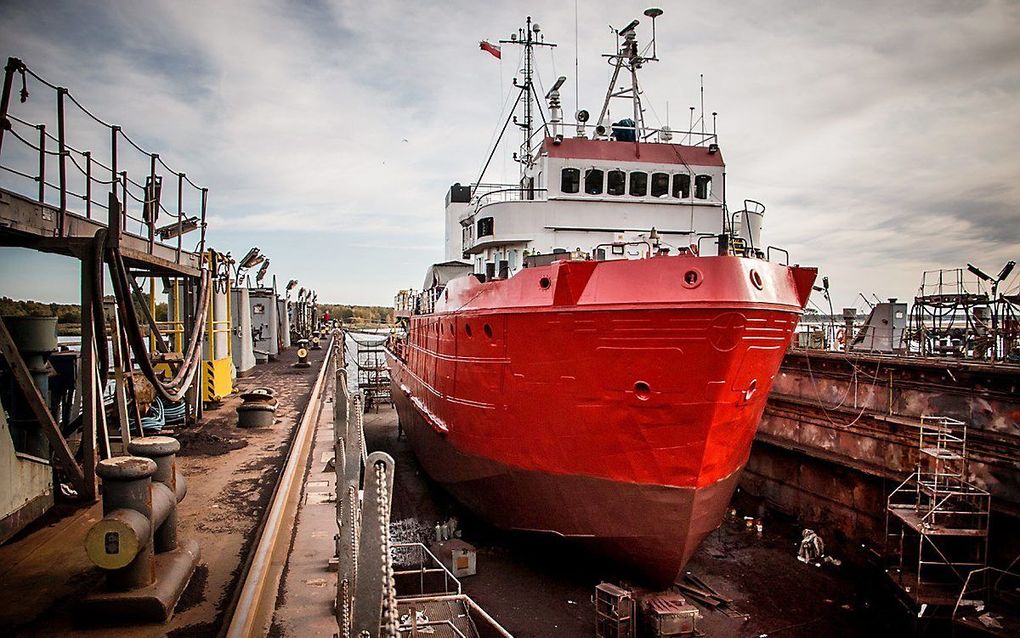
[0,318,85,491]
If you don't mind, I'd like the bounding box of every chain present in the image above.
[349,485,359,591]
[375,461,399,637]
[339,578,351,638]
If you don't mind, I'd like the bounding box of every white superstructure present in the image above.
[443,11,766,279]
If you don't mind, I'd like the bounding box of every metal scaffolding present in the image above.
[347,331,392,412]
[885,416,991,608]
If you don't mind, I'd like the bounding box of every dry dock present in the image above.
[2,332,1018,637]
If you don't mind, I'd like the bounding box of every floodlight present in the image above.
[239,247,262,269]
[255,260,270,283]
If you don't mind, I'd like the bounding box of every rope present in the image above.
[801,349,883,430]
[0,164,36,181]
[65,91,114,128]
[5,125,62,155]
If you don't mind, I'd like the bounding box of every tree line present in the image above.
[319,304,393,324]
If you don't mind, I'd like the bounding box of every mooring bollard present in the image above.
[128,436,187,553]
[293,339,311,369]
[237,388,278,428]
[85,456,159,591]
[81,436,200,623]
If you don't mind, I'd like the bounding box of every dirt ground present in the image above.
[363,403,912,638]
[0,346,326,637]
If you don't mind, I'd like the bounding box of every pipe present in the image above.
[109,246,209,401]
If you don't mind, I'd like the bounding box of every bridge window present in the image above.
[673,174,691,198]
[584,168,604,195]
[629,172,648,196]
[561,168,580,194]
[607,170,625,196]
[651,172,670,198]
[695,175,713,199]
[477,217,494,237]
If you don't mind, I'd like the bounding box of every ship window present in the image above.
[673,174,691,198]
[561,168,580,193]
[629,172,648,196]
[584,168,604,195]
[607,170,625,196]
[695,174,713,199]
[477,217,494,237]
[651,172,670,198]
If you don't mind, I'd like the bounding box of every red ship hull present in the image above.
[388,254,815,585]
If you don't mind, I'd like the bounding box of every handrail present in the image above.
[474,187,548,213]
[0,56,207,260]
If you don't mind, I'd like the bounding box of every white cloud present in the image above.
[0,0,1018,307]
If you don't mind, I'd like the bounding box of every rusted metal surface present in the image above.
[746,348,1020,560]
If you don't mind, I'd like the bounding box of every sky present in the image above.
[0,0,1018,309]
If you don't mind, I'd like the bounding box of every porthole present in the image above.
[634,381,651,400]
[483,324,493,338]
[539,277,551,289]
[750,269,763,290]
[681,268,703,289]
[465,323,472,337]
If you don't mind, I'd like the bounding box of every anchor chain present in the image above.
[375,460,399,637]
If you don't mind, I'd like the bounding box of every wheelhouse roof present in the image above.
[542,137,725,167]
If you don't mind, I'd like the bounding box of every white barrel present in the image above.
[277,298,291,349]
[212,287,229,359]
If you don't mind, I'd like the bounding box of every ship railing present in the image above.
[952,567,1020,631]
[916,268,990,305]
[0,57,208,263]
[473,187,548,213]
[526,122,718,153]
[392,542,463,597]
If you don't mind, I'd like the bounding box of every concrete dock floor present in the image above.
[0,346,327,637]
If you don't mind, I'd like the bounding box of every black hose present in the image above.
[90,229,109,382]
[108,247,209,401]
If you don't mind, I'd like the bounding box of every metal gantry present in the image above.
[348,331,392,412]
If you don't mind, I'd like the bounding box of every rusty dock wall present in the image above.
[744,349,1020,562]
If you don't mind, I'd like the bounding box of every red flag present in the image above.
[479,41,501,59]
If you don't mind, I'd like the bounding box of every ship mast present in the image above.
[596,8,662,142]
[500,17,556,176]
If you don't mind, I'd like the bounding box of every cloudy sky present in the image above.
[1,0,1018,309]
